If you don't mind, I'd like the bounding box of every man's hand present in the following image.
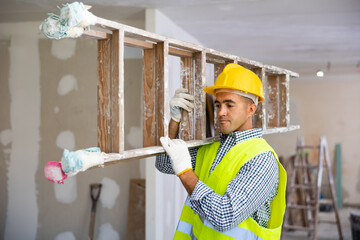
[160,136,192,176]
[170,88,194,122]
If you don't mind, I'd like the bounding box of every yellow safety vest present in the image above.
[174,138,287,240]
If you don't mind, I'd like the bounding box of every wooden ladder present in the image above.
[281,136,343,240]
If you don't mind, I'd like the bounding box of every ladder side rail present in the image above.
[260,68,268,131]
[97,36,112,153]
[297,136,310,228]
[143,48,157,147]
[155,41,169,145]
[180,56,195,140]
[282,141,302,239]
[300,144,313,227]
[194,51,206,140]
[312,137,325,240]
[322,137,344,240]
[111,29,125,153]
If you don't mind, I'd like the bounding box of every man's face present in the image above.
[214,91,255,134]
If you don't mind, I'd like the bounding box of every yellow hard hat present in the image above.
[203,63,265,103]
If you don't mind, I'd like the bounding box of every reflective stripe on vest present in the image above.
[174,138,287,240]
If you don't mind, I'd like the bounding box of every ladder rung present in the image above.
[319,198,334,204]
[283,224,314,231]
[287,204,316,210]
[319,219,338,224]
[300,145,320,149]
[292,184,316,189]
[294,164,316,168]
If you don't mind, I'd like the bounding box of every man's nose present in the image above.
[218,105,227,116]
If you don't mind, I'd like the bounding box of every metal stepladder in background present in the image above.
[281,136,343,240]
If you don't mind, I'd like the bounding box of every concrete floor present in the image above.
[283,207,357,240]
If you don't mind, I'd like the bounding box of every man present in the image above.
[156,63,287,239]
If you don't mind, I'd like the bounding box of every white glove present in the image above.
[170,88,194,122]
[160,136,192,176]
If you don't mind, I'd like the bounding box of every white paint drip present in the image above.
[4,22,40,240]
[98,223,120,240]
[0,129,12,146]
[54,231,76,240]
[56,130,75,151]
[51,39,76,60]
[126,126,141,149]
[57,74,78,96]
[54,175,77,203]
[100,178,120,209]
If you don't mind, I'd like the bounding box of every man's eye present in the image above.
[227,104,233,108]
[215,104,220,108]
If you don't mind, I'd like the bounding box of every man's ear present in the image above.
[248,103,257,117]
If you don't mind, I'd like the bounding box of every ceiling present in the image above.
[1,0,360,79]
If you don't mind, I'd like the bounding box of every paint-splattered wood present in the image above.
[94,17,298,77]
[155,41,169,145]
[260,68,268,130]
[143,48,156,147]
[279,74,288,127]
[111,29,125,153]
[170,48,193,58]
[84,29,194,58]
[83,29,109,39]
[97,125,300,165]
[252,67,264,128]
[213,63,226,135]
[194,51,206,140]
[267,75,279,127]
[97,38,112,153]
[180,56,194,141]
[125,37,153,49]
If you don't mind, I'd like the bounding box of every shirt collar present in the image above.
[219,128,263,145]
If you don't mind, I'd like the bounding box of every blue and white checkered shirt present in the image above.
[156,128,279,232]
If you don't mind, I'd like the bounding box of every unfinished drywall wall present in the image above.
[265,73,360,206]
[0,10,145,240]
[145,8,203,240]
[0,39,11,239]
[0,22,41,240]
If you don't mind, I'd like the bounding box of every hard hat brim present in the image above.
[203,86,265,103]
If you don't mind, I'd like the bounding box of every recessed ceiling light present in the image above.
[316,70,324,77]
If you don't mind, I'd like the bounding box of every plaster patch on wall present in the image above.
[51,39,77,60]
[0,129,12,146]
[126,126,141,149]
[56,130,75,151]
[54,231,76,240]
[57,74,78,96]
[54,106,60,113]
[98,223,120,240]
[54,176,77,203]
[100,177,120,209]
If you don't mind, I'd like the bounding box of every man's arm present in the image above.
[155,88,194,174]
[168,119,180,139]
[178,170,199,195]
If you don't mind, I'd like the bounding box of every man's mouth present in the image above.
[219,118,229,124]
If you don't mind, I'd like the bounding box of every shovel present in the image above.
[89,183,102,240]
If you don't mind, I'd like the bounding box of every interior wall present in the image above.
[144,8,203,240]
[265,73,360,205]
[0,10,145,240]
